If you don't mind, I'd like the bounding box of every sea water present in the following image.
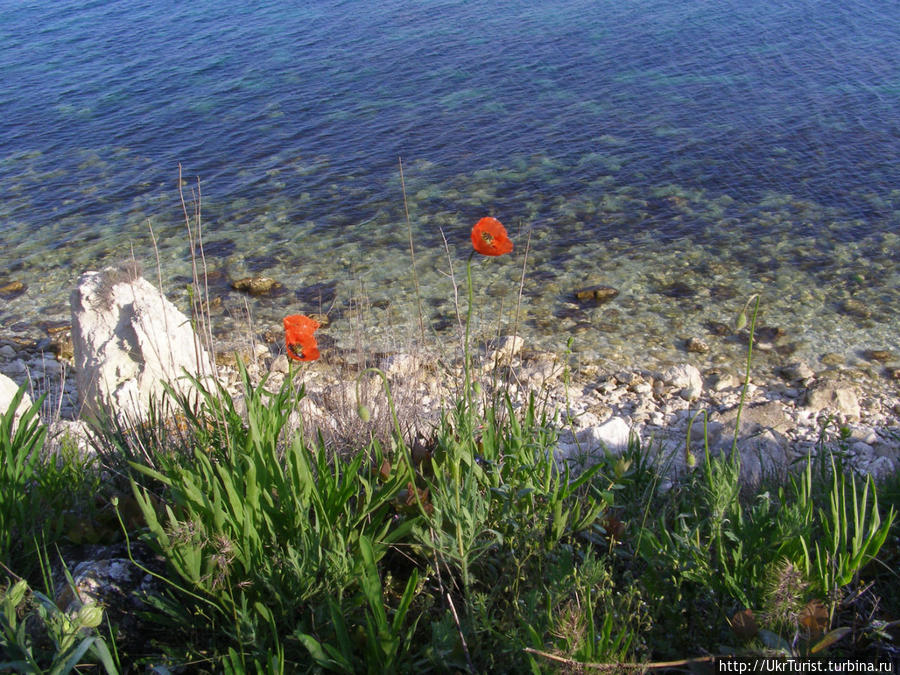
[1,0,898,374]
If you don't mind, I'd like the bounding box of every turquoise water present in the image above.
[1,1,898,371]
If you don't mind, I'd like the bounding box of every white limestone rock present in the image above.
[661,364,703,401]
[0,372,33,428]
[485,335,524,366]
[70,264,214,424]
[804,378,861,421]
[558,416,638,468]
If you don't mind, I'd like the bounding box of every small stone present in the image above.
[820,352,844,367]
[709,371,740,391]
[0,345,16,359]
[573,416,636,455]
[632,381,653,395]
[680,385,702,402]
[652,379,666,398]
[840,298,871,319]
[779,361,815,382]
[661,364,703,394]
[886,366,900,380]
[231,277,282,296]
[805,379,861,421]
[864,349,893,363]
[685,337,709,354]
[487,335,524,365]
[50,334,75,363]
[0,280,26,299]
[707,321,732,337]
[573,285,619,305]
[659,281,695,298]
[270,354,290,374]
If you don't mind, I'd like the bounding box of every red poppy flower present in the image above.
[284,314,320,361]
[471,217,513,256]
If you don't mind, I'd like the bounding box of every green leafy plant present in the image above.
[798,456,894,601]
[122,361,416,666]
[297,535,421,673]
[0,576,118,674]
[0,387,47,571]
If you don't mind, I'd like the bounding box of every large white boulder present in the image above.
[70,263,214,424]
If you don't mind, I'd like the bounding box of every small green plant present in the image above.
[0,576,118,674]
[798,456,894,602]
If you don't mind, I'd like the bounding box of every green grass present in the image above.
[2,362,898,673]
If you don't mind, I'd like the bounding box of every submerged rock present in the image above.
[864,349,894,363]
[684,337,709,354]
[658,281,696,298]
[840,298,872,320]
[573,285,619,305]
[231,276,282,296]
[0,280,26,300]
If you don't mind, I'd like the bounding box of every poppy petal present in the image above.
[471,217,513,256]
[286,332,319,361]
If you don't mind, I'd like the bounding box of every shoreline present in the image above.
[2,290,897,485]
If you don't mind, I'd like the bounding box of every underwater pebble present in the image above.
[573,285,619,306]
[4,359,26,376]
[685,337,709,353]
[820,352,845,367]
[231,277,282,296]
[0,280,26,299]
[840,298,872,320]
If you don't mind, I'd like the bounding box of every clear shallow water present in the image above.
[1,1,898,374]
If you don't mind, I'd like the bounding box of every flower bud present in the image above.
[357,404,371,422]
[77,603,104,629]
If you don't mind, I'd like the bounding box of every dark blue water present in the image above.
[1,0,898,365]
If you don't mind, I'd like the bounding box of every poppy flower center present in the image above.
[481,231,495,245]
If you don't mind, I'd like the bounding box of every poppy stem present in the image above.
[464,251,476,417]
